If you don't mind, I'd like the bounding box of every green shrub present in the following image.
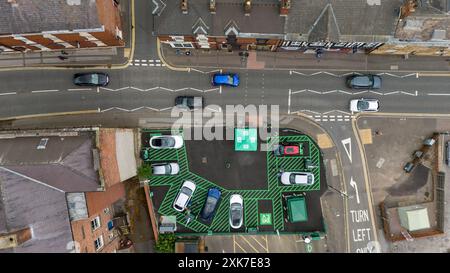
[137,164,152,178]
[155,233,176,253]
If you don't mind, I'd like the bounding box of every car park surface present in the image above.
[143,129,326,234]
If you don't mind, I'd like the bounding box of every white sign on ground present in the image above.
[349,177,360,204]
[341,137,352,163]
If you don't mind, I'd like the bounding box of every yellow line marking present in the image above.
[234,240,248,253]
[157,37,189,72]
[265,235,269,253]
[250,235,268,252]
[239,235,260,253]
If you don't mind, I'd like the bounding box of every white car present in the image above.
[280,172,314,185]
[173,180,196,212]
[229,194,244,229]
[152,163,180,176]
[349,98,379,113]
[149,135,183,149]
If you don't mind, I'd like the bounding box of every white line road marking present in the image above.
[156,64,161,66]
[349,177,360,204]
[97,87,99,93]
[428,93,450,96]
[288,89,291,114]
[134,63,141,66]
[341,138,352,163]
[141,60,147,62]
[67,88,92,92]
[156,60,161,63]
[383,91,399,95]
[219,85,222,94]
[134,59,141,62]
[142,63,148,66]
[31,89,59,93]
[0,92,17,96]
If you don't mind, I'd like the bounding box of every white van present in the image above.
[280,172,314,185]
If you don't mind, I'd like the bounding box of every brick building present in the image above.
[0,128,137,253]
[0,0,124,54]
[153,0,397,54]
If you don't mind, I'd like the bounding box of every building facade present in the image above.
[0,0,124,54]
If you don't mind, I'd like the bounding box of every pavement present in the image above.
[0,0,133,69]
[160,43,450,74]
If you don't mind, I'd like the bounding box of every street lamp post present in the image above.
[327,184,351,199]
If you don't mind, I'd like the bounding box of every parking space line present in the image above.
[265,235,269,252]
[250,235,269,252]
[239,235,260,253]
[234,240,248,253]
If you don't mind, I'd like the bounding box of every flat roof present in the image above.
[287,196,308,223]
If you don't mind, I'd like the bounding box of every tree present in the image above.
[137,164,152,179]
[155,233,176,253]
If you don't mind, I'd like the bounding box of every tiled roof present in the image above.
[0,0,101,35]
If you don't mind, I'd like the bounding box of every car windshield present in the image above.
[357,101,369,110]
[165,165,172,173]
[227,76,234,84]
[289,174,297,184]
[231,203,241,224]
[181,187,193,196]
[203,197,217,214]
[154,137,175,147]
[90,74,99,84]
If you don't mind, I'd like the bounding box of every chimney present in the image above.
[400,0,417,20]
[181,0,188,14]
[244,0,251,16]
[280,0,291,16]
[209,0,216,14]
[0,227,32,250]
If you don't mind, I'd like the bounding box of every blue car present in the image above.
[212,73,239,87]
[200,188,222,222]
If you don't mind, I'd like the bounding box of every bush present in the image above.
[155,233,176,253]
[137,164,152,178]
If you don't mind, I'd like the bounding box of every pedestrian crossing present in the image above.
[307,115,351,123]
[130,59,166,67]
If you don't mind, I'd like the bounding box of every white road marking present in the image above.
[341,138,352,163]
[349,177,360,204]
[150,63,155,66]
[31,89,59,93]
[288,89,291,114]
[67,88,92,92]
[142,63,148,66]
[141,60,147,62]
[0,92,17,96]
[219,85,222,94]
[156,60,161,63]
[428,93,450,96]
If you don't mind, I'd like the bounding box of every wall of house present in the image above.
[71,204,120,253]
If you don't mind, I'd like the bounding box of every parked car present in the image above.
[200,188,222,222]
[273,144,300,156]
[173,180,196,212]
[403,162,415,173]
[229,194,244,229]
[175,96,204,110]
[212,73,240,87]
[349,98,380,113]
[152,163,180,176]
[279,172,315,185]
[73,72,109,86]
[149,135,183,149]
[346,74,381,89]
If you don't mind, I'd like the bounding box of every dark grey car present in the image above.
[346,74,382,89]
[73,72,109,86]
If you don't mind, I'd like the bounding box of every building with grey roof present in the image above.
[0,0,124,53]
[0,129,102,252]
[155,0,401,53]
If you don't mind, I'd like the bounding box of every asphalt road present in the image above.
[1,69,450,118]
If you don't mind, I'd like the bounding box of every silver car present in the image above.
[229,194,244,229]
[152,163,180,175]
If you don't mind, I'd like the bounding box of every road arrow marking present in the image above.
[349,177,360,204]
[341,138,352,163]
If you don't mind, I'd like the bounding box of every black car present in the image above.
[73,72,109,86]
[175,96,204,110]
[200,188,221,222]
[346,74,381,89]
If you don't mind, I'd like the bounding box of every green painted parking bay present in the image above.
[143,129,326,235]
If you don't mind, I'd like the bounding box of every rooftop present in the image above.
[0,0,101,35]
[154,0,403,42]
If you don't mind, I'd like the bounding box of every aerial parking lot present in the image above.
[142,128,326,235]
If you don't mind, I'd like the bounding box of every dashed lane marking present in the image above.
[0,92,17,96]
[31,89,59,93]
